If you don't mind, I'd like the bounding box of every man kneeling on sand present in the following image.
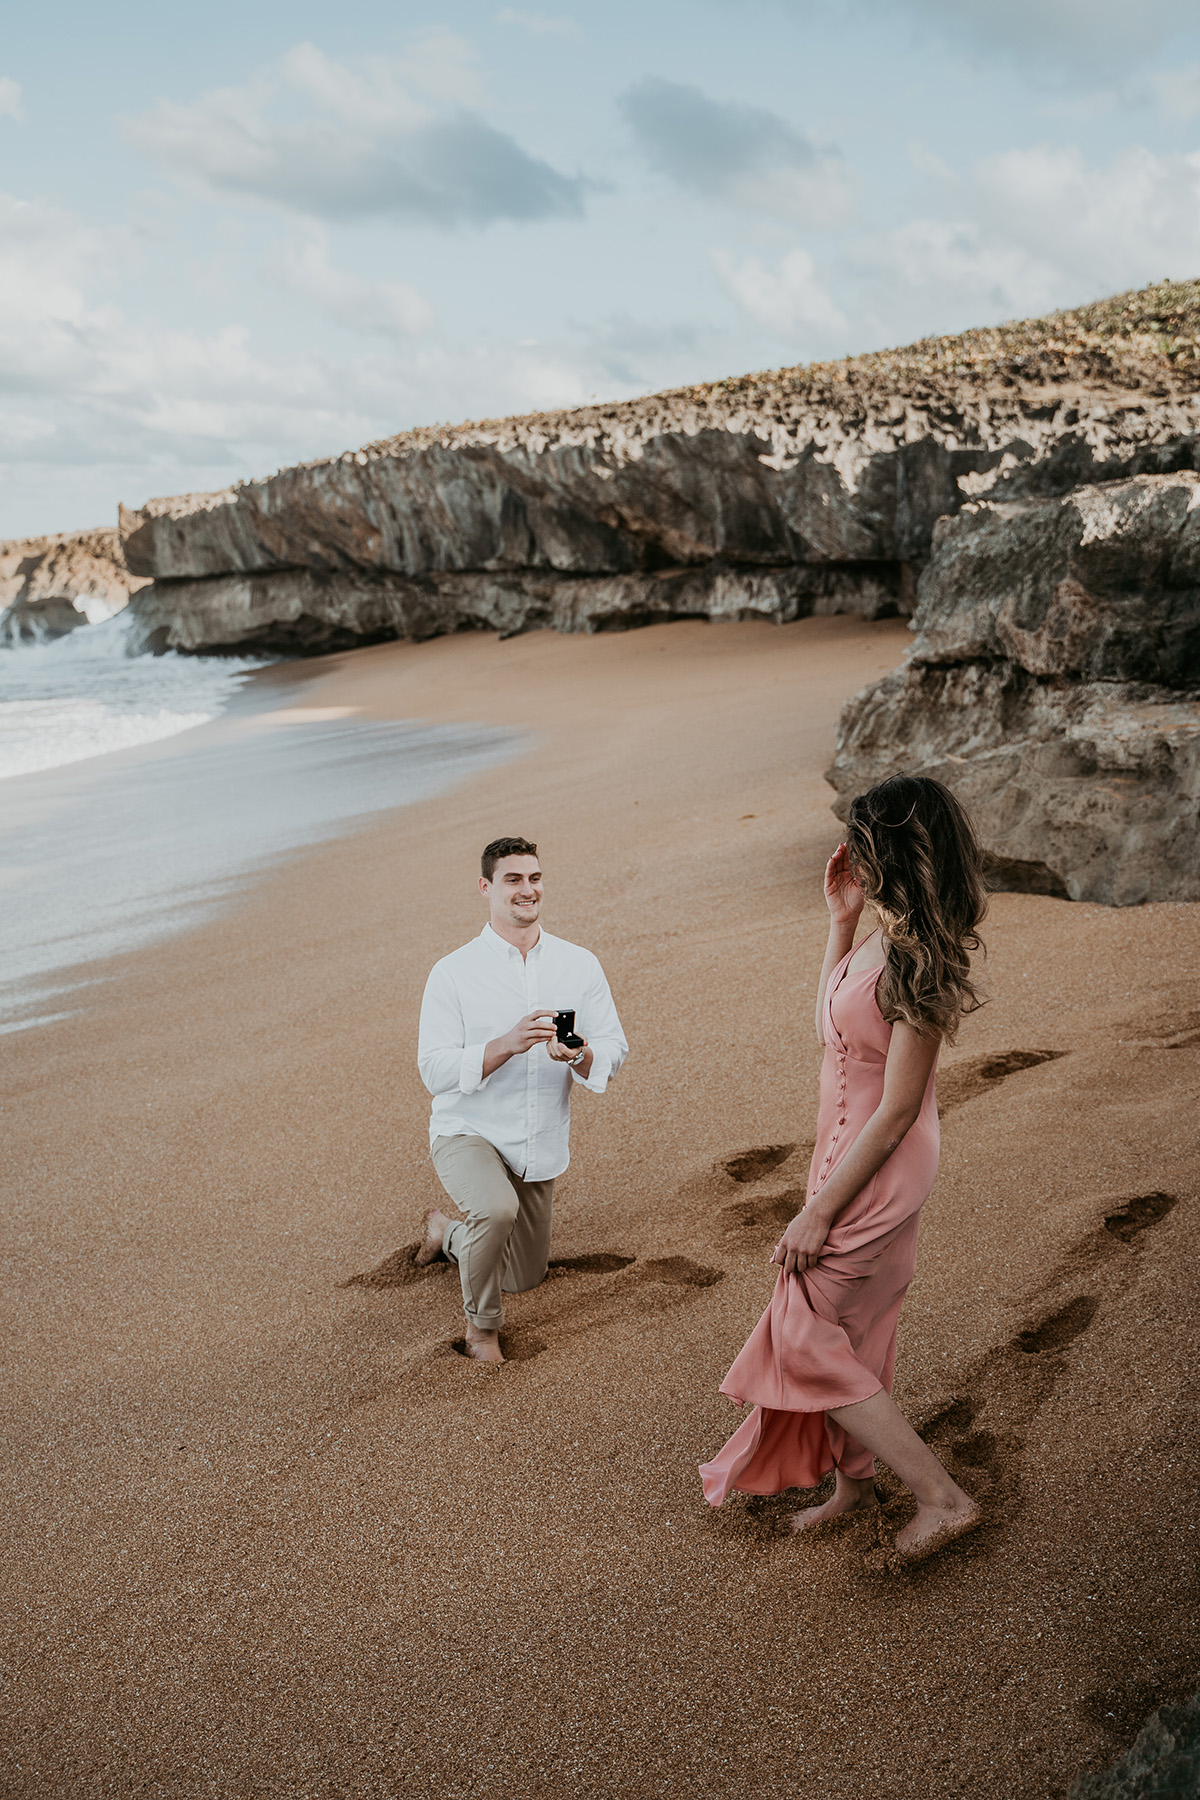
[415,836,629,1362]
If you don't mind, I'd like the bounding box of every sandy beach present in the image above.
[3,614,1198,1798]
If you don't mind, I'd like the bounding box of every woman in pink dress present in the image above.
[700,775,987,1561]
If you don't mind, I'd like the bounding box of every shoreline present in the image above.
[0,650,526,1030]
[2,615,1198,1799]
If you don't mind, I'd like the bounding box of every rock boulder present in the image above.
[827,472,1200,904]
[0,528,149,646]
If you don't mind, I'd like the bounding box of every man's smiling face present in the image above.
[483,854,543,931]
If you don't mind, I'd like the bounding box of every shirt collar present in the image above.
[481,922,544,960]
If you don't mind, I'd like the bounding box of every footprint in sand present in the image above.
[447,1257,726,1366]
[675,1141,818,1239]
[339,1242,443,1290]
[724,1145,797,1183]
[342,1234,727,1366]
[546,1253,635,1277]
[1014,1294,1100,1355]
[937,1048,1067,1117]
[1118,1005,1200,1052]
[703,1051,1071,1242]
[874,1186,1183,1571]
[1102,1191,1177,1243]
[342,1245,645,1293]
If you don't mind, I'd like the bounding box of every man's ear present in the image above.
[478,876,490,898]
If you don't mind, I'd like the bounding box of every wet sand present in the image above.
[3,616,1198,1799]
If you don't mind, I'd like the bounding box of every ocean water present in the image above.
[0,611,268,780]
[0,621,525,1032]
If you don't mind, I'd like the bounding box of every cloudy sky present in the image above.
[4,0,1200,535]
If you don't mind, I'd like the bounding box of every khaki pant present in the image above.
[430,1135,555,1330]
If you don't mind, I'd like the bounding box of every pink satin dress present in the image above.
[700,935,940,1504]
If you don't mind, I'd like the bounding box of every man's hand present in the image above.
[547,1034,589,1063]
[770,1204,832,1277]
[482,1011,557,1078]
[504,1011,559,1056]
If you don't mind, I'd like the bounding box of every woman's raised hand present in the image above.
[824,842,865,928]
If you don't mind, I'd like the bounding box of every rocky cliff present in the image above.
[0,528,149,645]
[114,280,1200,903]
[826,471,1200,904]
[122,282,1200,655]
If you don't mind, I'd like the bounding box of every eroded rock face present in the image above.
[124,560,908,655]
[827,473,1200,904]
[1067,1688,1200,1798]
[121,282,1200,655]
[0,528,149,646]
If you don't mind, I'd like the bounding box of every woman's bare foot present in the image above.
[464,1322,505,1364]
[414,1208,450,1267]
[779,1471,877,1535]
[892,1497,982,1565]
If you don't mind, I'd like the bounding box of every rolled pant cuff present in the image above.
[442,1219,504,1330]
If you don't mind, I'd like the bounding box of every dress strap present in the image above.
[826,926,881,1049]
[825,942,854,1050]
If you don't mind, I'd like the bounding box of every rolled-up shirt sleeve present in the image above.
[418,964,491,1097]
[570,957,629,1094]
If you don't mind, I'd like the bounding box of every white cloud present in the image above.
[712,248,848,338]
[0,192,383,489]
[839,142,1200,346]
[909,0,1187,52]
[845,220,1062,339]
[123,39,587,227]
[865,0,1196,77]
[1148,61,1200,122]
[0,78,21,121]
[620,78,854,227]
[0,195,128,396]
[278,230,434,337]
[714,138,1200,355]
[495,10,577,36]
[968,143,1200,294]
[0,188,671,533]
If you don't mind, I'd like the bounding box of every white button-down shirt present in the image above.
[417,924,628,1180]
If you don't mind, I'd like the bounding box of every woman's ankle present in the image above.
[916,1481,972,1514]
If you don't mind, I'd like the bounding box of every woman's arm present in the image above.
[816,842,865,1045]
[772,1018,940,1277]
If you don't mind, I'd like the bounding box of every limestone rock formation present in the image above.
[0,528,149,646]
[125,561,905,655]
[1067,1688,1200,1798]
[110,279,1200,903]
[826,471,1200,905]
[122,282,1200,655]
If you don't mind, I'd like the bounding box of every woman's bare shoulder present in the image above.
[846,923,886,977]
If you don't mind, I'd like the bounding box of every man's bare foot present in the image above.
[892,1497,982,1565]
[779,1471,877,1535]
[464,1323,505,1364]
[414,1208,450,1267]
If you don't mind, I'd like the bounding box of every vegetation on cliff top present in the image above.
[359,279,1200,462]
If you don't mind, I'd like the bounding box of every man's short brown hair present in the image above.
[481,836,538,881]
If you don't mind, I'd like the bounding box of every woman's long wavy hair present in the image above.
[846,774,987,1042]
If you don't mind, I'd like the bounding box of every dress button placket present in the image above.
[832,1044,847,1132]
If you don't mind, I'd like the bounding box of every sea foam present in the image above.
[0,612,266,781]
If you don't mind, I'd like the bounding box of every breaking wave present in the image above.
[0,612,267,780]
